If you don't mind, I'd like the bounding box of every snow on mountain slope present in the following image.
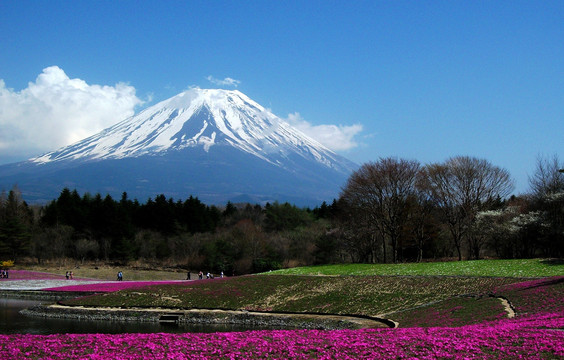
[32,89,354,175]
[1,88,358,205]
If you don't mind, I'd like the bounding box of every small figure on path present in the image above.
[198,271,203,280]
[186,271,191,280]
[117,271,123,281]
[69,271,74,280]
[65,271,69,280]
[220,271,224,278]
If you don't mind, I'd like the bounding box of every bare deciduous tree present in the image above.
[340,157,421,263]
[406,192,438,262]
[418,156,514,260]
[528,154,564,257]
[528,154,564,198]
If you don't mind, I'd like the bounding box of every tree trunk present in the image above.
[381,236,387,263]
[454,238,462,261]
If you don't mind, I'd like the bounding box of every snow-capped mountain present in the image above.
[1,89,357,205]
[33,89,351,172]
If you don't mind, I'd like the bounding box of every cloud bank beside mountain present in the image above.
[284,112,363,152]
[0,66,142,164]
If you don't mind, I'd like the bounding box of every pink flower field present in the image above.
[2,272,562,358]
[0,313,562,359]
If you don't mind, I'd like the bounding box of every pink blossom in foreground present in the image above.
[43,280,187,292]
[0,313,562,359]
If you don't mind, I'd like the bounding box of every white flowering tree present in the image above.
[471,207,516,259]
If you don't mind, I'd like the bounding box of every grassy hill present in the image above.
[265,258,564,277]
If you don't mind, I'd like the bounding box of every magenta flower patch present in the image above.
[0,312,562,359]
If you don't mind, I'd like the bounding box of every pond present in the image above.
[0,298,282,335]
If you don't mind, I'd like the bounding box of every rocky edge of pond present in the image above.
[21,303,396,330]
[0,290,92,301]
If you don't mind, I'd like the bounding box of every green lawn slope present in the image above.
[266,258,563,277]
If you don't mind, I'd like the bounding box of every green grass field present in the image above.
[266,258,564,277]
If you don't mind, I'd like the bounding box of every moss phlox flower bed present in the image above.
[0,312,562,359]
[3,265,562,359]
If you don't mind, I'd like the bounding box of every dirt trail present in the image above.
[498,297,516,318]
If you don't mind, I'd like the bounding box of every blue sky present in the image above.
[1,1,563,194]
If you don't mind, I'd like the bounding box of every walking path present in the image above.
[498,297,516,318]
[0,280,107,291]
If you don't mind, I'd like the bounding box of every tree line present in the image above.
[0,154,562,274]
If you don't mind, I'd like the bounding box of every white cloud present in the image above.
[0,66,142,163]
[284,112,363,151]
[206,75,241,87]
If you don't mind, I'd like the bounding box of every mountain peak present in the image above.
[31,89,349,174]
[5,89,357,205]
[163,88,252,110]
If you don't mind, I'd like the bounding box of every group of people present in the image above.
[65,271,74,280]
[0,269,8,278]
[194,271,224,280]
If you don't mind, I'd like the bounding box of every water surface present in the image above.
[0,298,280,334]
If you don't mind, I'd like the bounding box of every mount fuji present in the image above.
[0,88,358,205]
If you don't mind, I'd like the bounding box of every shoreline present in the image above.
[3,289,396,330]
[20,302,395,330]
[0,289,94,301]
[2,288,397,330]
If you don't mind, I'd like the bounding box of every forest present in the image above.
[0,155,562,275]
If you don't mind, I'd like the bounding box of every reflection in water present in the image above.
[0,298,279,335]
